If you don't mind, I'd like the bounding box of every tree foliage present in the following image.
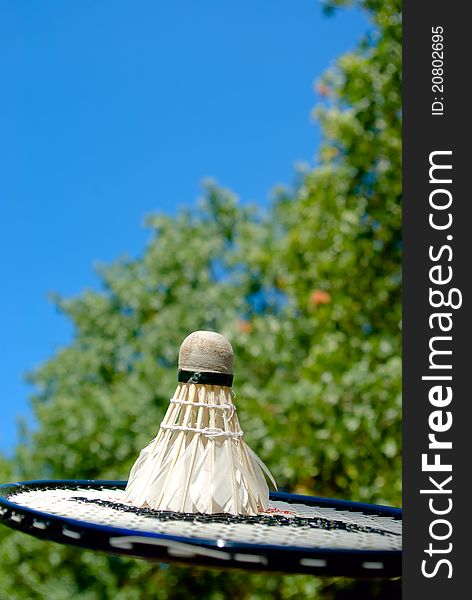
[0,0,401,597]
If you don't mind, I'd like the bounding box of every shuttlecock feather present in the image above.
[124,331,276,515]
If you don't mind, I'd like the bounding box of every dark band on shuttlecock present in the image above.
[178,370,233,387]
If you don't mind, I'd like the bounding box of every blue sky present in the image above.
[0,1,367,453]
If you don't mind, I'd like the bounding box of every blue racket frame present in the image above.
[0,480,401,578]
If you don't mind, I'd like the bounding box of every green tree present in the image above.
[0,0,401,597]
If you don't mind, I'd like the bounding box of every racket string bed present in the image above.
[5,486,401,551]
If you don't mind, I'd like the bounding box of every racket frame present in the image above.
[0,479,401,578]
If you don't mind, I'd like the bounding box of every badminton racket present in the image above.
[0,479,401,578]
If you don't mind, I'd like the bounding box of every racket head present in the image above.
[0,480,401,578]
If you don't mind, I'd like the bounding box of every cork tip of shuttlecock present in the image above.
[178,331,233,375]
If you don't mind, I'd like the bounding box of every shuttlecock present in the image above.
[124,330,276,515]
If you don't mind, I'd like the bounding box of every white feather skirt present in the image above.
[124,383,276,515]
